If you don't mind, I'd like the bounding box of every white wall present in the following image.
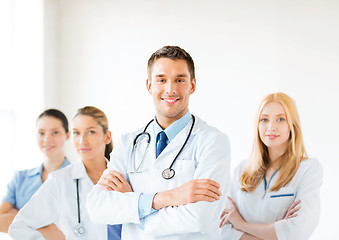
[0,0,44,201]
[0,2,43,237]
[43,0,338,239]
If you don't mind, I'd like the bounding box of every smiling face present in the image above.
[258,101,291,152]
[146,58,196,128]
[72,115,111,161]
[37,116,69,159]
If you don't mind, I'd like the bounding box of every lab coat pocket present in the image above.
[168,159,196,188]
[268,187,295,216]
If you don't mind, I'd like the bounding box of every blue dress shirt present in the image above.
[137,111,192,227]
[3,158,70,209]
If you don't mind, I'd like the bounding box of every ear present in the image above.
[66,132,70,140]
[190,78,196,95]
[105,131,112,145]
[146,78,152,95]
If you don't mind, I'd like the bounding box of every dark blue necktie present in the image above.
[107,224,122,240]
[156,131,168,158]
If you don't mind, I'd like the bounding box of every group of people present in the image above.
[0,46,322,240]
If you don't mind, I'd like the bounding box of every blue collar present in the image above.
[263,169,279,191]
[27,157,70,177]
[154,110,192,142]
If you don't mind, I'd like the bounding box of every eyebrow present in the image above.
[38,127,61,131]
[155,74,166,78]
[155,74,189,78]
[177,74,188,78]
[72,127,97,131]
[260,114,286,116]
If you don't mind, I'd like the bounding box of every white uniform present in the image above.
[87,116,231,240]
[221,158,323,240]
[9,160,107,240]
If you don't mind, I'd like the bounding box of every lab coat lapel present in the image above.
[161,129,187,158]
[148,124,157,163]
[71,160,87,180]
[71,160,94,187]
[155,117,202,169]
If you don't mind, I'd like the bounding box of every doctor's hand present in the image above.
[97,170,133,193]
[152,179,221,210]
[284,199,301,219]
[219,196,245,230]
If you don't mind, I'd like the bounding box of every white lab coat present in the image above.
[87,116,231,240]
[9,160,107,240]
[221,158,323,240]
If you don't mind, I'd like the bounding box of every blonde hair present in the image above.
[74,106,113,160]
[240,92,307,192]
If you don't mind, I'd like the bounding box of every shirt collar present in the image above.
[61,157,70,168]
[27,157,70,177]
[27,165,43,177]
[71,160,87,180]
[154,110,192,142]
[71,158,108,180]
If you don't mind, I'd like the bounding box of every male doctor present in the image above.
[87,46,230,239]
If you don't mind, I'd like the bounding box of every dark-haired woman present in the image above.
[0,109,70,235]
[9,106,121,240]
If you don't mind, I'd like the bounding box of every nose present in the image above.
[268,121,277,131]
[165,81,176,95]
[79,134,88,144]
[43,133,51,142]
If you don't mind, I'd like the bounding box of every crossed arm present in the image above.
[0,201,64,239]
[220,159,322,240]
[89,170,223,238]
[219,197,301,240]
[0,202,18,233]
[98,170,222,210]
[87,132,230,236]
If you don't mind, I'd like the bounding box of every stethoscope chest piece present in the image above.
[162,168,175,180]
[74,223,85,237]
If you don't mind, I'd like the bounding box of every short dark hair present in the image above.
[147,46,195,80]
[38,109,69,133]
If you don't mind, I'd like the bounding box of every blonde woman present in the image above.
[220,93,322,240]
[9,106,121,240]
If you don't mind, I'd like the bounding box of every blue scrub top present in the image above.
[3,157,70,209]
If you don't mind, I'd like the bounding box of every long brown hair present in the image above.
[240,92,307,192]
[74,106,113,160]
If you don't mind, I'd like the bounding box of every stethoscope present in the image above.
[130,115,195,180]
[74,179,85,237]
